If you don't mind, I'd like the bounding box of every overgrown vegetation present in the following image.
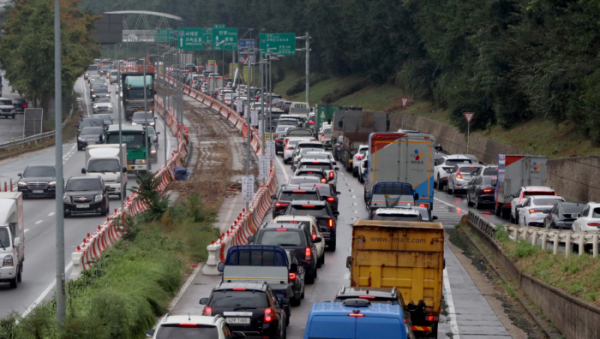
[0,174,219,338]
[494,225,600,304]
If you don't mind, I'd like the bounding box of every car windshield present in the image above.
[560,204,585,214]
[0,99,13,105]
[300,163,332,170]
[209,290,268,308]
[24,166,55,177]
[299,144,322,150]
[289,177,320,185]
[81,119,104,127]
[288,205,328,217]
[0,228,9,247]
[446,159,472,166]
[107,133,145,149]
[96,98,111,103]
[280,192,319,201]
[374,214,422,221]
[259,230,305,246]
[147,127,156,136]
[156,326,219,339]
[482,177,497,185]
[81,127,104,136]
[66,179,101,191]
[87,65,98,71]
[533,198,564,206]
[87,159,120,173]
[288,130,312,137]
[483,167,498,176]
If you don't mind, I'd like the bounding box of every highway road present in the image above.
[171,96,521,338]
[0,71,26,144]
[0,74,178,318]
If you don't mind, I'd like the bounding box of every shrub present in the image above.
[511,240,540,258]
[322,80,369,104]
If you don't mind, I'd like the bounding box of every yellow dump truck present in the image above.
[347,220,444,337]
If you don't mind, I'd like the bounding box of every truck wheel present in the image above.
[352,167,358,177]
[17,266,22,283]
[306,270,316,284]
[9,277,17,289]
[501,207,510,220]
[329,241,336,251]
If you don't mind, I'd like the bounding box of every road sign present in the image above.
[241,176,254,202]
[258,155,270,179]
[259,33,296,56]
[154,29,175,42]
[239,39,256,55]
[177,28,210,50]
[213,28,238,50]
[463,112,474,123]
[267,140,276,159]
[239,54,256,65]
[401,97,409,108]
[316,105,336,130]
[213,24,226,29]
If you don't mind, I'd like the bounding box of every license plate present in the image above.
[225,318,251,324]
[76,204,90,208]
[32,190,44,194]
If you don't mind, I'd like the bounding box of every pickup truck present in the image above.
[0,97,15,119]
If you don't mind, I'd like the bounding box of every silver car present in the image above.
[447,164,483,195]
[109,70,119,84]
[92,98,113,113]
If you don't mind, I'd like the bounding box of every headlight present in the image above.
[93,104,98,108]
[3,255,13,267]
[131,122,137,125]
[92,94,96,98]
[107,104,112,108]
[151,148,157,154]
[63,196,71,203]
[134,159,146,164]
[149,121,155,126]
[17,182,26,187]
[78,137,86,142]
[94,194,103,202]
[116,175,121,183]
[49,181,56,187]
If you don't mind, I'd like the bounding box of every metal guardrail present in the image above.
[0,103,75,151]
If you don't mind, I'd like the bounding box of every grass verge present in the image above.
[0,192,219,339]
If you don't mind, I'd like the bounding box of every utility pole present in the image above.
[260,54,265,155]
[305,32,310,104]
[53,0,66,323]
[245,51,252,210]
[161,55,168,166]
[143,56,149,172]
[118,64,124,208]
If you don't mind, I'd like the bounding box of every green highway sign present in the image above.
[212,28,238,50]
[177,28,211,50]
[154,29,175,42]
[213,24,226,29]
[259,33,296,56]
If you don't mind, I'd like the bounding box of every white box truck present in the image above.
[495,154,548,219]
[82,144,128,198]
[0,192,24,289]
[365,132,436,214]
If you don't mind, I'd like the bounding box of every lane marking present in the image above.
[24,229,29,233]
[22,261,73,318]
[168,263,202,311]
[35,220,43,224]
[48,212,55,216]
[435,197,467,214]
[275,156,290,182]
[443,269,461,338]
[81,79,91,117]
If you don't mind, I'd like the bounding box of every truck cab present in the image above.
[81,145,128,198]
[0,192,24,289]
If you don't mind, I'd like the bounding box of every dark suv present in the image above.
[285,200,337,251]
[300,183,339,213]
[250,221,321,285]
[63,176,109,217]
[271,185,321,218]
[12,98,28,114]
[200,282,288,339]
[17,165,56,198]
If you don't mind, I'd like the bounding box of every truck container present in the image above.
[208,75,223,96]
[347,220,444,337]
[206,60,218,73]
[495,154,548,219]
[366,132,435,211]
[82,144,128,198]
[338,111,388,171]
[0,192,24,289]
[121,73,155,120]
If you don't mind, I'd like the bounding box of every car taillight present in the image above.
[264,308,274,323]
[312,138,316,141]
[289,273,297,280]
[348,313,364,317]
[276,139,283,143]
[356,155,363,160]
[285,146,291,150]
[275,202,289,209]
[456,170,463,179]
[309,121,315,124]
[321,134,325,139]
[482,188,493,193]
[23,104,28,108]
[327,197,335,202]
[588,223,600,227]
[328,219,334,228]
[321,178,327,183]
[305,247,312,261]
[312,233,317,241]
[285,138,289,144]
[529,209,544,214]
[274,133,278,138]
[419,203,428,208]
[359,296,375,299]
[202,307,212,316]
[329,172,335,180]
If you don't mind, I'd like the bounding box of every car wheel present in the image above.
[329,241,336,252]
[321,253,325,266]
[12,114,15,119]
[16,266,22,283]
[64,211,70,218]
[317,255,322,268]
[100,205,108,217]
[306,269,316,284]
[9,277,17,289]
[467,194,472,206]
[352,167,358,177]
[447,183,453,195]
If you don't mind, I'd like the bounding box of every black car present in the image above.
[77,126,104,150]
[131,111,156,127]
[285,200,337,251]
[94,114,113,127]
[300,183,340,213]
[250,220,321,286]
[12,98,28,114]
[91,87,110,102]
[271,185,321,218]
[466,176,497,209]
[77,117,104,133]
[17,165,56,198]
[63,176,110,217]
[544,202,586,230]
[199,282,287,339]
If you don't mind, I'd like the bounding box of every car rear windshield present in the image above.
[312,185,333,197]
[209,290,268,308]
[297,171,324,179]
[87,65,98,71]
[300,163,332,171]
[280,192,319,201]
[457,166,480,174]
[288,177,320,185]
[372,184,413,195]
[446,159,472,166]
[533,198,563,206]
[483,167,498,176]
[24,166,55,177]
[156,325,219,339]
[524,191,554,197]
[66,179,102,191]
[374,214,421,221]
[482,177,497,185]
[81,127,104,135]
[299,143,323,149]
[259,230,305,246]
[559,204,584,214]
[335,296,399,305]
[278,120,297,126]
[287,130,313,137]
[288,205,328,217]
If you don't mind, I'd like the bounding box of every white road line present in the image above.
[434,197,467,214]
[168,264,202,311]
[48,212,55,216]
[24,229,29,233]
[35,220,43,224]
[443,268,461,338]
[275,156,289,182]
[22,261,73,318]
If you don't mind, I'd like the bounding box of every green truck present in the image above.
[105,125,149,174]
[121,73,154,121]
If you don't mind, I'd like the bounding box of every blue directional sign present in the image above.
[238,39,256,55]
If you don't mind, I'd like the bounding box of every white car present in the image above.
[434,155,474,190]
[283,139,302,163]
[273,215,325,267]
[359,155,368,183]
[510,186,556,224]
[291,142,325,166]
[352,145,368,177]
[92,98,113,113]
[572,203,600,232]
[296,158,339,190]
[517,196,565,227]
[146,314,241,339]
[0,97,16,119]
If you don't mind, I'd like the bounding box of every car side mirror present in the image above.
[248,236,256,244]
[81,169,86,174]
[313,237,322,243]
[17,173,22,177]
[13,237,20,247]
[271,194,277,199]
[491,180,498,186]
[145,329,155,338]
[217,262,225,272]
[433,216,438,221]
[571,213,580,219]
[199,297,209,305]
[516,204,523,208]
[346,256,352,269]
[414,193,419,200]
[336,191,341,195]
[157,132,160,135]
[335,167,339,171]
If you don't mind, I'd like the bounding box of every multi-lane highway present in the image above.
[0,75,178,318]
[0,71,25,144]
